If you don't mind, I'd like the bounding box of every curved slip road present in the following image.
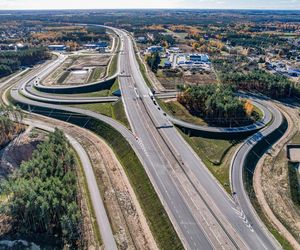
[10,24,285,249]
[25,120,118,250]
[1,73,118,250]
[230,96,285,250]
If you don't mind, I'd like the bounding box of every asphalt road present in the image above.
[167,96,272,134]
[9,25,285,249]
[25,120,118,250]
[2,71,118,249]
[116,28,282,249]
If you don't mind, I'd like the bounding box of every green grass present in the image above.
[112,100,130,128]
[107,36,120,77]
[70,103,113,117]
[88,67,105,83]
[136,54,152,88]
[178,129,237,193]
[159,100,207,126]
[57,71,70,84]
[83,118,183,250]
[109,79,120,95]
[75,150,102,247]
[69,98,129,129]
[159,99,263,127]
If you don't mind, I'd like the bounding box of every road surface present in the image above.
[9,25,285,250]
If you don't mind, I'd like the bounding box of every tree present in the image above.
[0,129,81,248]
[146,52,161,72]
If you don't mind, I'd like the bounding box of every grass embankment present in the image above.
[107,35,120,77]
[159,99,263,127]
[250,194,293,250]
[30,107,183,249]
[158,99,207,126]
[68,79,120,98]
[57,71,70,84]
[75,151,102,247]
[88,67,105,83]
[178,129,238,193]
[68,80,130,128]
[83,118,183,250]
[69,99,129,129]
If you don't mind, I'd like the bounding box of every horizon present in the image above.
[0,0,299,11]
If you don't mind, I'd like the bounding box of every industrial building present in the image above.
[48,45,67,51]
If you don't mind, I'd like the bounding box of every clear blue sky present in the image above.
[0,0,298,10]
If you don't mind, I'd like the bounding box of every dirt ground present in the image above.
[157,69,217,89]
[0,127,46,236]
[254,100,300,248]
[0,127,46,179]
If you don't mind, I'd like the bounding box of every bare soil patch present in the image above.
[254,101,300,248]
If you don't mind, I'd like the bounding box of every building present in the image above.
[83,42,108,50]
[167,47,181,54]
[147,45,164,53]
[189,54,210,63]
[137,36,147,43]
[48,45,67,51]
[164,61,172,69]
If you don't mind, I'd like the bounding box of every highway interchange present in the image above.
[6,25,286,249]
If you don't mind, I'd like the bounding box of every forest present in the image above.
[177,85,254,127]
[220,69,293,98]
[0,129,81,248]
[0,47,50,77]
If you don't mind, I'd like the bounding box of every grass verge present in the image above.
[88,67,105,83]
[75,150,102,247]
[134,50,152,88]
[57,71,70,84]
[18,106,183,250]
[178,128,239,193]
[248,190,293,250]
[68,100,129,129]
[158,99,207,126]
[159,99,263,127]
[84,118,183,250]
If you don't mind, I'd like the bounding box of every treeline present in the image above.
[225,33,287,48]
[220,69,293,98]
[152,33,176,47]
[177,85,253,126]
[146,52,161,72]
[0,129,81,248]
[0,47,50,77]
[0,105,23,148]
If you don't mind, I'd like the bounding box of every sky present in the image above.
[0,0,299,10]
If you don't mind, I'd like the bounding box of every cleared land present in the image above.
[156,69,217,90]
[43,54,111,86]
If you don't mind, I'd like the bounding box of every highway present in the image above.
[9,25,285,249]
[116,28,282,249]
[1,72,118,250]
